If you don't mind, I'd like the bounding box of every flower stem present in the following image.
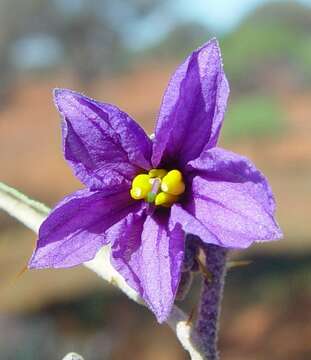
[194,244,228,360]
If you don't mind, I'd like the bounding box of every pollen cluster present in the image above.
[130,169,185,207]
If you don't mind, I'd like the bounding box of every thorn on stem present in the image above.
[186,306,197,326]
[227,260,252,270]
[197,255,212,282]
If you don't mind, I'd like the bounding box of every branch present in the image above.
[0,182,205,360]
[0,182,49,233]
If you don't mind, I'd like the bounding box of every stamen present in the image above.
[149,169,167,179]
[130,168,185,207]
[155,192,178,207]
[131,174,152,199]
[161,170,185,196]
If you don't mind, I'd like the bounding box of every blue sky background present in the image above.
[126,0,311,48]
[171,0,311,30]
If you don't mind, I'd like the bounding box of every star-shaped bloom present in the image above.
[29,39,282,322]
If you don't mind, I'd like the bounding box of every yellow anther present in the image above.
[148,169,167,178]
[155,192,179,207]
[130,169,185,206]
[130,187,144,200]
[132,174,150,188]
[130,174,152,200]
[161,170,185,196]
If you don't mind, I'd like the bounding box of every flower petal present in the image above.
[54,89,152,189]
[187,147,277,213]
[152,39,229,168]
[29,187,138,268]
[172,148,282,248]
[171,204,220,245]
[111,212,185,323]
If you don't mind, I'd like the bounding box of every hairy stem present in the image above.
[194,244,228,360]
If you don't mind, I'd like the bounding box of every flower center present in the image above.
[130,169,185,207]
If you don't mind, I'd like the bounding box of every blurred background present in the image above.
[0,0,310,359]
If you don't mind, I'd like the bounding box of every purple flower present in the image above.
[29,39,282,322]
